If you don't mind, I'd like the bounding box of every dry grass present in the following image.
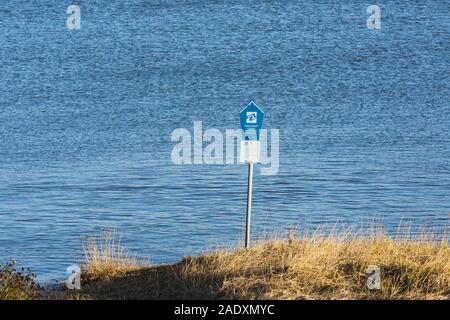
[81,229,148,281]
[66,225,449,300]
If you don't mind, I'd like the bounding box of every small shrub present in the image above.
[0,260,40,300]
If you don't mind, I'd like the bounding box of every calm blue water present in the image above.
[0,1,449,282]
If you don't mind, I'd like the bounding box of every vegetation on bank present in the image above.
[65,226,449,300]
[2,226,449,300]
[0,260,40,300]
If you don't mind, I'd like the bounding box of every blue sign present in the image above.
[240,101,264,141]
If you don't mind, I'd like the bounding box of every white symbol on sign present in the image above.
[246,112,257,124]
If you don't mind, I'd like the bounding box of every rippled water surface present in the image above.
[0,1,449,281]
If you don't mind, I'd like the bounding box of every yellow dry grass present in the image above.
[70,225,449,300]
[81,229,147,281]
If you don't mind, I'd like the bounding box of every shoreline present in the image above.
[2,226,449,300]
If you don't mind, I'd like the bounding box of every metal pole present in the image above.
[245,161,254,248]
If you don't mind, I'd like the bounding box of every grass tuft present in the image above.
[81,229,148,281]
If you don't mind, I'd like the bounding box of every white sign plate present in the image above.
[240,141,261,163]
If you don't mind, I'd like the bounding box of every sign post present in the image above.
[245,161,254,249]
[240,101,264,249]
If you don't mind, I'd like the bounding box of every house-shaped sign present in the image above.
[240,101,264,141]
